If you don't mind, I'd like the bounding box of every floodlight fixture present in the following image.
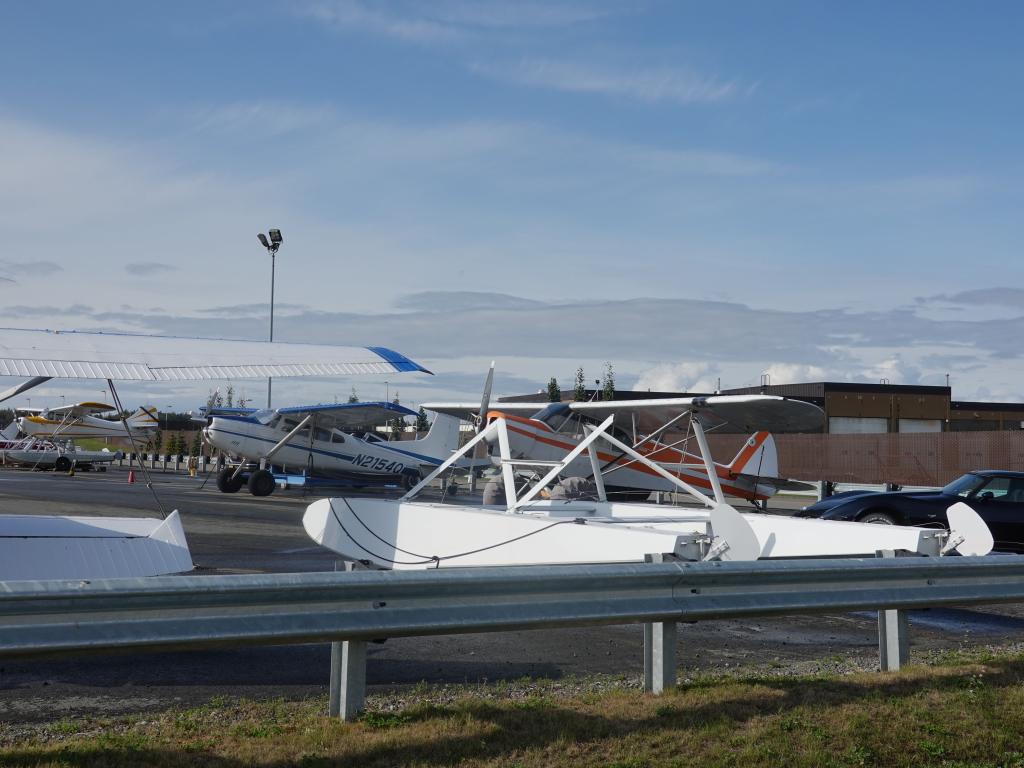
[257,233,270,248]
[268,228,283,244]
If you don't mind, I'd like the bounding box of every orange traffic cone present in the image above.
[128,470,135,484]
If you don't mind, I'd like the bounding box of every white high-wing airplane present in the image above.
[0,326,430,580]
[18,402,158,440]
[201,402,471,496]
[424,396,817,505]
[304,395,995,569]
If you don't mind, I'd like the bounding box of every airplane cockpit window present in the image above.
[252,409,276,425]
[331,432,345,444]
[314,427,332,443]
[532,403,572,429]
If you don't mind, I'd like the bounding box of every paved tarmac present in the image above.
[2,465,1023,722]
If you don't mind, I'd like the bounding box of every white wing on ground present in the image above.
[0,510,193,580]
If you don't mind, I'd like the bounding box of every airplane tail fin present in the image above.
[727,431,779,479]
[127,406,160,429]
[0,421,20,440]
[411,413,463,461]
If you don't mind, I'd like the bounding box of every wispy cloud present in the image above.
[0,259,62,276]
[125,262,175,276]
[303,0,610,43]
[303,0,462,43]
[471,58,744,105]
[919,287,1024,309]
[428,1,613,29]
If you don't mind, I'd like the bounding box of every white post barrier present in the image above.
[877,549,910,671]
[643,553,677,694]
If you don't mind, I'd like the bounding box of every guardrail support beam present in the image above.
[643,621,677,694]
[329,639,367,721]
[876,549,910,671]
[643,553,677,694]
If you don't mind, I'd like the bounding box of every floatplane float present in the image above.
[0,327,430,580]
[305,394,994,568]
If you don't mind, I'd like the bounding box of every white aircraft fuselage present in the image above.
[487,408,786,502]
[204,411,467,482]
[18,409,158,440]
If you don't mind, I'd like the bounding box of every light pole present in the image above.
[257,229,283,408]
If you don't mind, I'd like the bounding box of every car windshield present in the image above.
[941,473,987,497]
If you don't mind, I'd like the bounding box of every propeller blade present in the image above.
[477,361,495,433]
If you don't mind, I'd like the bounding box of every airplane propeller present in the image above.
[476,361,495,434]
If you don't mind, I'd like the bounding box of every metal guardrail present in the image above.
[3,556,1024,718]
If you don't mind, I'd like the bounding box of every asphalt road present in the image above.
[2,465,1024,722]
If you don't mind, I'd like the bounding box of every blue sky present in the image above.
[2,1,1023,409]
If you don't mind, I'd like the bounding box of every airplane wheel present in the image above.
[248,469,276,497]
[860,510,896,525]
[401,469,421,491]
[216,467,245,493]
[54,456,72,473]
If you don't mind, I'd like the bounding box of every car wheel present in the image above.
[859,510,896,525]
[248,469,276,497]
[216,467,245,493]
[54,456,72,472]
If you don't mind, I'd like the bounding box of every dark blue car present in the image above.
[796,470,1024,553]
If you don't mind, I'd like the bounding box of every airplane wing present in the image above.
[276,401,419,429]
[568,395,824,434]
[423,401,551,420]
[41,401,116,418]
[0,327,431,381]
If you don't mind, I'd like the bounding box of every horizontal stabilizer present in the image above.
[0,511,193,580]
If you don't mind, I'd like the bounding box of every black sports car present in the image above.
[795,470,1024,553]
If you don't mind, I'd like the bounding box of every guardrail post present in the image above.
[643,553,677,694]
[328,561,368,721]
[876,549,909,671]
[329,638,367,721]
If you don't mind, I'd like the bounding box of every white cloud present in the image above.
[303,0,461,43]
[761,363,829,385]
[634,362,721,393]
[472,58,742,105]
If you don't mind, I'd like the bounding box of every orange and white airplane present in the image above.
[17,402,158,440]
[424,396,817,505]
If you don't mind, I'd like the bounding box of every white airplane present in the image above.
[425,397,816,505]
[18,402,158,440]
[0,326,430,580]
[201,402,471,496]
[304,395,994,569]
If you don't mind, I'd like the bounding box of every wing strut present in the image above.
[690,416,725,503]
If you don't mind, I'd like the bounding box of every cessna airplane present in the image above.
[201,402,471,496]
[18,402,158,440]
[304,395,995,569]
[423,397,816,505]
[0,326,430,580]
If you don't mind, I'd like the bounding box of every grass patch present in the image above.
[7,651,1024,766]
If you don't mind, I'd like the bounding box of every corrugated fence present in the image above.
[704,430,1024,487]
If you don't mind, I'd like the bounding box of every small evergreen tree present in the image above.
[225,385,234,408]
[573,367,587,401]
[190,430,202,457]
[389,394,406,438]
[547,377,561,402]
[347,387,359,403]
[601,362,616,402]
[152,429,163,456]
[415,406,430,433]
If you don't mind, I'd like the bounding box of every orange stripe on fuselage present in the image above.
[489,412,768,501]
